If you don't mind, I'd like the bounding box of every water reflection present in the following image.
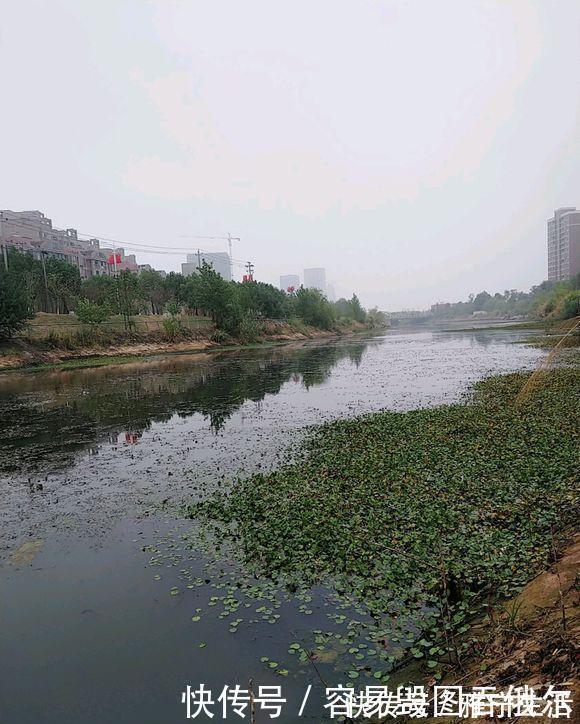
[0,340,369,477]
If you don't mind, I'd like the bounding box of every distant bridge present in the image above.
[386,310,432,321]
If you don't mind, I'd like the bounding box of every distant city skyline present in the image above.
[3,1,579,309]
[3,203,579,312]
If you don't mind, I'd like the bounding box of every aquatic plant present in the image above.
[187,368,579,669]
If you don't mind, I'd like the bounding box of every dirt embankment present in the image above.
[0,320,361,371]
[420,534,579,723]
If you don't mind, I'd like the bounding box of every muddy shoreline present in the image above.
[0,323,362,373]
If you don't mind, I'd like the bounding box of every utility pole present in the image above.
[227,233,240,279]
[244,261,254,282]
[180,234,240,280]
[1,243,8,271]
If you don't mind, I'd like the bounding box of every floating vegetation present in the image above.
[181,368,579,677]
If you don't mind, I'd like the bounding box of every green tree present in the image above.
[473,290,492,311]
[115,270,141,330]
[164,271,190,307]
[0,262,34,340]
[189,262,240,331]
[3,250,44,312]
[165,299,181,317]
[235,280,287,319]
[139,269,168,314]
[75,298,110,331]
[334,294,366,323]
[294,287,335,329]
[556,290,580,319]
[366,307,388,328]
[81,274,117,306]
[44,257,82,314]
[349,293,366,323]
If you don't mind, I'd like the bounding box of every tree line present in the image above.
[430,275,580,321]
[0,249,385,341]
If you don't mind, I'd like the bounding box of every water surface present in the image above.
[0,330,543,723]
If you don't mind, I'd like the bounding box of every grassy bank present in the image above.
[1,316,370,372]
[189,367,579,677]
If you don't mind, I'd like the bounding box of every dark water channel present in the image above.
[0,330,542,723]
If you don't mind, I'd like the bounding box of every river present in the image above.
[0,329,543,723]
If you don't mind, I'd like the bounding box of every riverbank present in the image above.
[0,318,371,372]
[189,365,579,685]
[0,327,562,722]
[414,533,579,722]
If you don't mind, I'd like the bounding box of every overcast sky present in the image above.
[1,0,579,309]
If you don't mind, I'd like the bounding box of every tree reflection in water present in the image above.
[0,341,369,477]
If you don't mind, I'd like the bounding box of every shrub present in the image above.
[75,298,110,330]
[555,291,580,319]
[162,316,183,341]
[236,316,262,344]
[210,329,231,344]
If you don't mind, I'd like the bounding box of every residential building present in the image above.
[280,274,300,292]
[182,251,231,280]
[547,207,580,281]
[303,267,326,293]
[0,209,111,278]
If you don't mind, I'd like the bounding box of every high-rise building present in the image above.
[547,207,580,281]
[182,251,231,280]
[280,274,300,292]
[303,267,326,293]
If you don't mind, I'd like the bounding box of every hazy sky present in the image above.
[1,0,579,309]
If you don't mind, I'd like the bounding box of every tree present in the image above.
[349,294,366,323]
[235,280,287,319]
[0,263,34,340]
[164,272,190,307]
[115,270,141,330]
[139,269,168,314]
[44,257,82,314]
[75,298,110,331]
[294,287,335,329]
[334,294,366,323]
[366,307,388,328]
[3,250,44,313]
[81,274,117,306]
[165,299,181,317]
[473,290,492,311]
[557,291,580,319]
[189,262,240,331]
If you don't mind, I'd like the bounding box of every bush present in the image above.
[75,298,110,330]
[236,316,262,344]
[165,299,181,317]
[210,329,231,344]
[162,316,183,341]
[555,291,580,319]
